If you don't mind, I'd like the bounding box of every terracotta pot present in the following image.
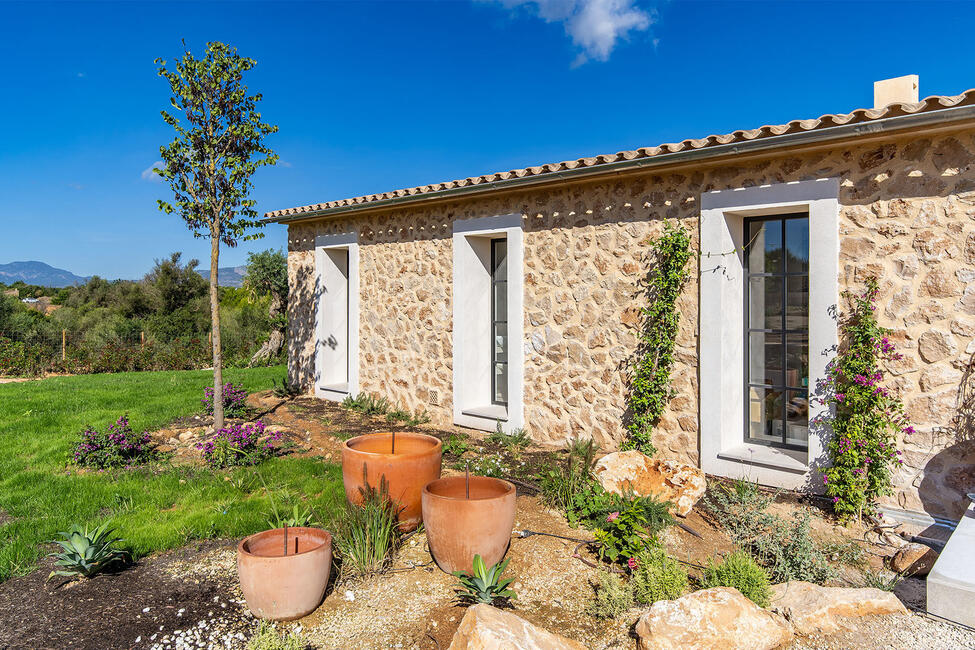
[237,527,332,620]
[422,475,517,574]
[342,432,442,532]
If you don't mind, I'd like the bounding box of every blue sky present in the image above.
[1,1,971,279]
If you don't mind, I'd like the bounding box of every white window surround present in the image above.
[314,232,360,402]
[452,214,525,433]
[699,179,839,489]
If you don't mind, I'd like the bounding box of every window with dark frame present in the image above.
[744,214,810,451]
[491,238,508,406]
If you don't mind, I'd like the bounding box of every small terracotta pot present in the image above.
[237,527,332,621]
[422,475,517,574]
[342,432,442,532]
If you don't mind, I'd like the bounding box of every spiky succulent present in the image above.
[48,522,129,579]
[453,554,517,605]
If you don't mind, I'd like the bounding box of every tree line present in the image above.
[0,249,286,376]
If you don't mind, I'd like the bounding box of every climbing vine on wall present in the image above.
[624,221,692,455]
[822,278,912,522]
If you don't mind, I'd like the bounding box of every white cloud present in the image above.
[498,0,653,64]
[141,161,165,182]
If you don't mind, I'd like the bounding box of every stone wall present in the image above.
[286,129,975,520]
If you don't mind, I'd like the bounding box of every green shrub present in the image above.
[705,479,833,584]
[385,407,430,427]
[487,422,531,449]
[247,621,305,650]
[334,479,398,579]
[700,551,772,607]
[341,392,391,416]
[631,547,688,604]
[592,492,674,564]
[441,434,470,456]
[587,571,634,619]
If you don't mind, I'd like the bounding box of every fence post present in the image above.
[61,329,66,362]
[141,331,145,350]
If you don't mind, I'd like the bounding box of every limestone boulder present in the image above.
[769,581,907,635]
[447,604,585,650]
[891,542,939,576]
[635,587,793,650]
[593,450,706,516]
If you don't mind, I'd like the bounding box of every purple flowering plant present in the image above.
[72,415,155,469]
[202,382,249,419]
[197,420,283,468]
[821,278,912,522]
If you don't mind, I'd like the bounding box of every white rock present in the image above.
[448,604,585,649]
[770,581,908,635]
[635,587,792,650]
[593,451,706,516]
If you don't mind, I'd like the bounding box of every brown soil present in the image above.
[0,540,258,650]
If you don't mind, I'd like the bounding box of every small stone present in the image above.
[344,590,355,602]
[891,543,939,576]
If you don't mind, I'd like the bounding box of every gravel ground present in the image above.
[791,612,975,649]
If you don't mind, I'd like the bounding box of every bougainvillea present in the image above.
[202,382,249,418]
[197,421,283,468]
[73,415,155,469]
[821,278,911,521]
[624,221,692,455]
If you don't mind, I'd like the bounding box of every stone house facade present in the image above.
[268,78,975,524]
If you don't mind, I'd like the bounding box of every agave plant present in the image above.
[453,554,517,605]
[48,522,130,579]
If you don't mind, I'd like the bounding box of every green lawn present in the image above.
[0,366,344,581]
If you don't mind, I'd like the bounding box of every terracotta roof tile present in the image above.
[267,89,975,220]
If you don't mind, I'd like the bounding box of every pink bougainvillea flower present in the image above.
[606,511,620,522]
[627,557,638,570]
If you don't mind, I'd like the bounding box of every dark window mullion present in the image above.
[780,219,788,446]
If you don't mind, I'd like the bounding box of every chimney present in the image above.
[874,75,919,109]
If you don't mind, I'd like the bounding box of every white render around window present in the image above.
[452,213,525,433]
[315,232,359,402]
[699,179,839,489]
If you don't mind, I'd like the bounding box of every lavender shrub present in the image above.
[197,421,283,468]
[73,415,155,469]
[202,382,249,418]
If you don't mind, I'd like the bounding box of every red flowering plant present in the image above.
[821,278,912,522]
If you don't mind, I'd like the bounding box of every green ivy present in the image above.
[822,278,911,522]
[624,221,692,455]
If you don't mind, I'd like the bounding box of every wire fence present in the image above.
[0,328,247,376]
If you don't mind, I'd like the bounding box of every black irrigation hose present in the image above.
[517,529,708,574]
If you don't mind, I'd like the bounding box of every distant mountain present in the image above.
[197,266,246,288]
[0,261,90,288]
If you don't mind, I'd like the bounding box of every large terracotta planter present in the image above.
[422,475,517,574]
[342,432,442,532]
[237,527,332,620]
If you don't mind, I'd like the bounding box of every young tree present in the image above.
[243,249,288,366]
[155,41,278,429]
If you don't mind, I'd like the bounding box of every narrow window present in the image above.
[744,215,809,450]
[491,238,508,406]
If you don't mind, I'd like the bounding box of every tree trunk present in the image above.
[249,328,284,366]
[249,292,284,366]
[209,230,224,431]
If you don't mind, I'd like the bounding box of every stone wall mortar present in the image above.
[287,130,975,519]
